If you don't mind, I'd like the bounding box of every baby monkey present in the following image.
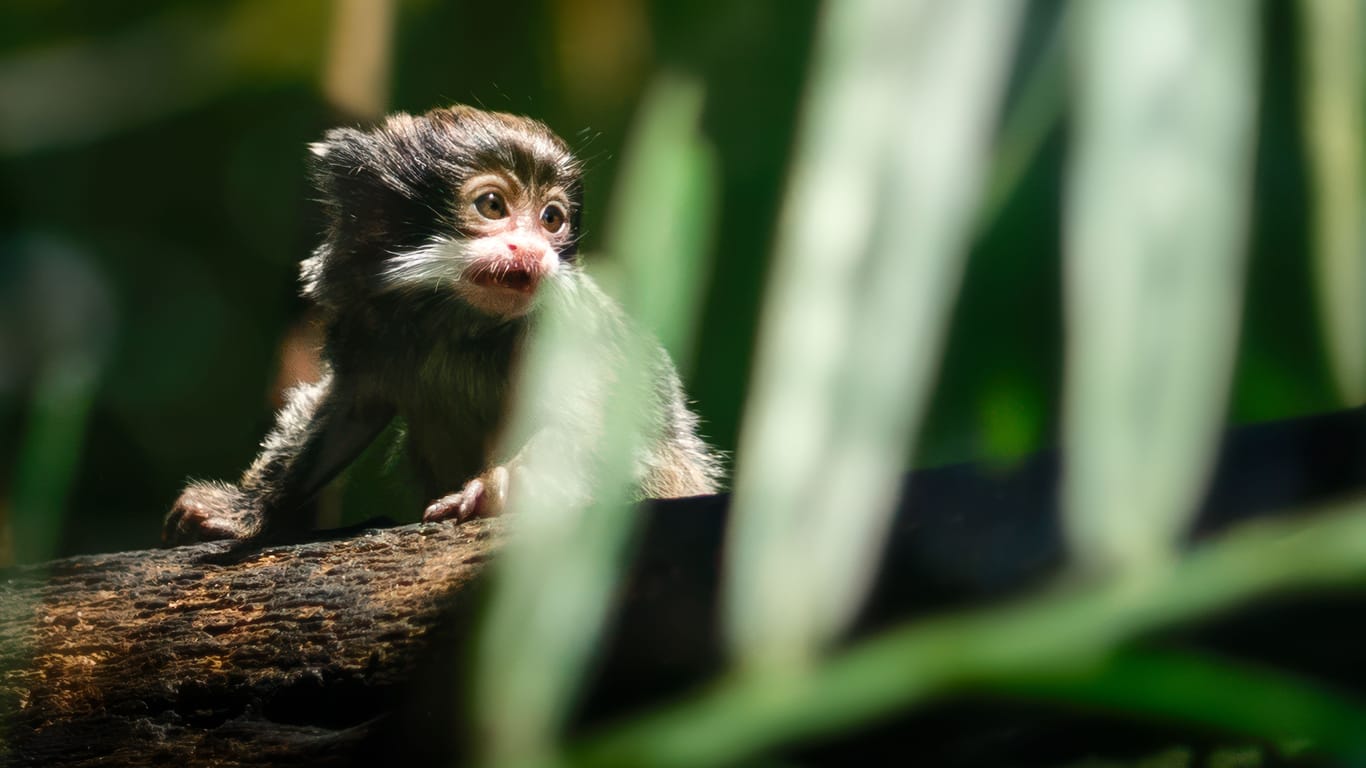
[164,105,722,545]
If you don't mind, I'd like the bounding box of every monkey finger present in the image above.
[423,466,512,524]
[163,483,260,545]
[454,478,485,521]
[423,481,481,523]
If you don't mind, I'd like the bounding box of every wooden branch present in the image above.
[2,407,1365,767]
[0,521,504,767]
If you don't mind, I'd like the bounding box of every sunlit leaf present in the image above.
[724,0,1024,672]
[1063,0,1261,570]
[1300,0,1366,405]
[473,75,715,767]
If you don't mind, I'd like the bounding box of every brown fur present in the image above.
[164,105,722,544]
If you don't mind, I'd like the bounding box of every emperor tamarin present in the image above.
[164,105,722,544]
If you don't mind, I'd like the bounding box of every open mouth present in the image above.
[467,264,538,293]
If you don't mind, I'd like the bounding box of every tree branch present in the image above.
[2,407,1365,767]
[1,521,502,767]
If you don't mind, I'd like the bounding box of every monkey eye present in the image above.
[540,203,567,234]
[474,191,508,220]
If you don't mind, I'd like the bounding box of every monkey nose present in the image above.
[507,241,541,254]
[505,238,546,259]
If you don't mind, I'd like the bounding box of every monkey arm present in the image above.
[239,371,396,514]
[422,401,713,526]
[420,426,594,523]
[164,371,395,545]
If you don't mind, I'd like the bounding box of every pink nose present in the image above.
[504,237,547,260]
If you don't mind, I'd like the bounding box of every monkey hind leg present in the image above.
[163,480,263,545]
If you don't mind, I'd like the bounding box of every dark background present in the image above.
[0,0,1338,561]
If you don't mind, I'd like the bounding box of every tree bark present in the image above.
[0,520,504,767]
[3,407,1365,767]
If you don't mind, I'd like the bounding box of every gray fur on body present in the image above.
[166,106,721,543]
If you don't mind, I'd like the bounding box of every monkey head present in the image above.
[302,105,583,321]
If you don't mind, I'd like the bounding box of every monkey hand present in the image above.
[163,481,264,545]
[423,465,511,523]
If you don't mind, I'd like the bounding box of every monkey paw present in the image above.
[424,466,510,523]
[164,481,262,545]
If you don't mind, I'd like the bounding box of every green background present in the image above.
[0,0,1337,561]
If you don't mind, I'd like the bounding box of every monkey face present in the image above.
[374,165,576,319]
[304,105,583,321]
[443,171,575,319]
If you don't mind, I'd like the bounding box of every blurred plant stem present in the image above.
[322,0,394,120]
[723,0,1023,676]
[1003,647,1366,756]
[1063,0,1261,572]
[472,75,715,768]
[573,497,1366,768]
[9,357,99,565]
[4,244,112,566]
[1299,0,1366,406]
[978,3,1068,230]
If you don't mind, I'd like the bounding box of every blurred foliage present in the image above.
[1301,0,1366,405]
[573,493,1366,766]
[1062,0,1260,570]
[724,0,1025,674]
[479,0,1366,764]
[475,76,717,765]
[0,0,812,560]
[2,0,1365,766]
[0,0,1340,561]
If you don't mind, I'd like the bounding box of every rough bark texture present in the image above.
[0,520,503,767]
[2,407,1366,767]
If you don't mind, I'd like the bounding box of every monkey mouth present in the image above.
[465,263,540,294]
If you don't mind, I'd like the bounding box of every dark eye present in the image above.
[474,191,507,219]
[540,203,567,233]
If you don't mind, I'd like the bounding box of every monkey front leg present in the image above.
[423,465,512,523]
[422,429,591,524]
[164,372,394,544]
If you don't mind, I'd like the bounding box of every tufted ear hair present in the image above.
[307,126,385,205]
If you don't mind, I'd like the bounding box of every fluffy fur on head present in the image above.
[300,106,584,313]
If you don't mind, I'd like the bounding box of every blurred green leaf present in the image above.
[1300,0,1366,405]
[0,0,328,154]
[1063,0,1261,571]
[724,0,1024,673]
[602,77,716,365]
[472,75,715,768]
[979,5,1068,230]
[1004,647,1366,758]
[6,242,112,565]
[574,497,1366,768]
[11,357,99,564]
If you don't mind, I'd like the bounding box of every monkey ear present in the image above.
[308,127,368,172]
[306,126,378,201]
[307,113,426,203]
